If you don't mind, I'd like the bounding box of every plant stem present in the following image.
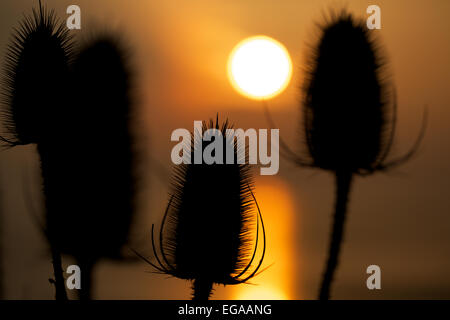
[50,245,68,300]
[318,170,353,300]
[192,278,213,301]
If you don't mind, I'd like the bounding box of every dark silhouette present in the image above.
[137,117,266,300]
[282,11,426,299]
[53,34,137,300]
[1,2,137,300]
[1,1,73,300]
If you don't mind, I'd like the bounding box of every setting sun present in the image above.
[227,36,292,100]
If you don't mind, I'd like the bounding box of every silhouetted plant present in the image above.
[285,11,426,299]
[138,117,266,300]
[1,0,73,300]
[49,34,137,300]
[0,190,3,299]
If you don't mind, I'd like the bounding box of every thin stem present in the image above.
[318,170,353,300]
[192,278,213,301]
[50,245,68,300]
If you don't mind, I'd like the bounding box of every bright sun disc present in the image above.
[228,35,292,100]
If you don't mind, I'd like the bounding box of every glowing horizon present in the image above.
[230,178,299,300]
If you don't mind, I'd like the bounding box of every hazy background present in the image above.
[0,0,449,299]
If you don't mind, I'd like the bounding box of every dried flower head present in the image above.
[48,34,136,262]
[297,11,425,175]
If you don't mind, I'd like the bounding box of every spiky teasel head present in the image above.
[1,0,73,146]
[300,11,425,175]
[145,117,265,299]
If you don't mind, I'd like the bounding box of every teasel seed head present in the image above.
[299,11,425,175]
[144,117,265,297]
[1,0,73,146]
